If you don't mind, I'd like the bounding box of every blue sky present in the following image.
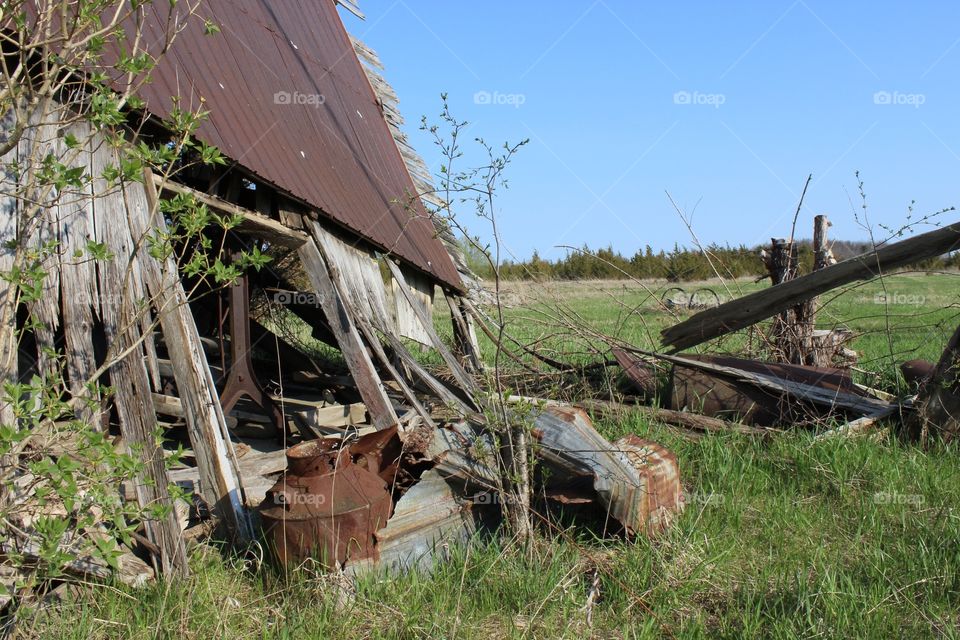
[347,1,960,261]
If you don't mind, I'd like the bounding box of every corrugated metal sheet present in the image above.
[132,0,461,288]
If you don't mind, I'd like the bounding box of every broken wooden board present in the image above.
[390,263,434,346]
[91,142,187,577]
[662,221,960,351]
[385,258,478,405]
[312,222,395,333]
[813,404,901,441]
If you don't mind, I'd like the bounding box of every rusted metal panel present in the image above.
[614,436,683,534]
[531,406,683,536]
[669,353,873,426]
[127,0,461,288]
[612,347,658,397]
[348,470,475,575]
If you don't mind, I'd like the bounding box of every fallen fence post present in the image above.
[662,220,960,351]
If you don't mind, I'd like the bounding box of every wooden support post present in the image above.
[798,215,833,366]
[0,110,18,430]
[764,238,799,362]
[139,170,254,543]
[296,230,397,430]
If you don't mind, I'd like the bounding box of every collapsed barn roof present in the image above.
[133,0,462,288]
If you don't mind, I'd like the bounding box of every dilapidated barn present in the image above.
[1,0,681,584]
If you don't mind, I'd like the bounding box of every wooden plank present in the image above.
[814,405,899,441]
[352,312,437,429]
[20,113,60,380]
[90,146,187,577]
[380,329,478,419]
[139,169,254,542]
[55,121,99,422]
[312,222,394,331]
[168,448,288,485]
[296,235,397,429]
[0,107,19,429]
[662,221,960,351]
[151,174,308,248]
[290,402,367,434]
[391,264,434,345]
[385,258,478,405]
[445,292,483,372]
[335,0,365,19]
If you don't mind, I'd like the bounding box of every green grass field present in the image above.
[28,273,960,639]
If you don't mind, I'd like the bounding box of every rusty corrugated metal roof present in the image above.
[135,0,461,288]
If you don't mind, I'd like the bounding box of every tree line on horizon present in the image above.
[461,239,956,282]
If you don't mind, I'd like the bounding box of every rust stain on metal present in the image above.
[260,429,398,568]
[613,347,658,397]
[670,353,870,425]
[129,0,461,288]
[614,436,683,534]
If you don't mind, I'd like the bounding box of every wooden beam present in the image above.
[140,170,254,543]
[335,0,365,20]
[445,292,483,373]
[150,174,308,248]
[662,221,960,351]
[352,312,437,429]
[0,110,19,431]
[296,234,397,429]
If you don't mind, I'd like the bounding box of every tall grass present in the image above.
[25,273,960,638]
[28,413,960,638]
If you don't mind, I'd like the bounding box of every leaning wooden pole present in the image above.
[139,170,254,543]
[662,220,960,352]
